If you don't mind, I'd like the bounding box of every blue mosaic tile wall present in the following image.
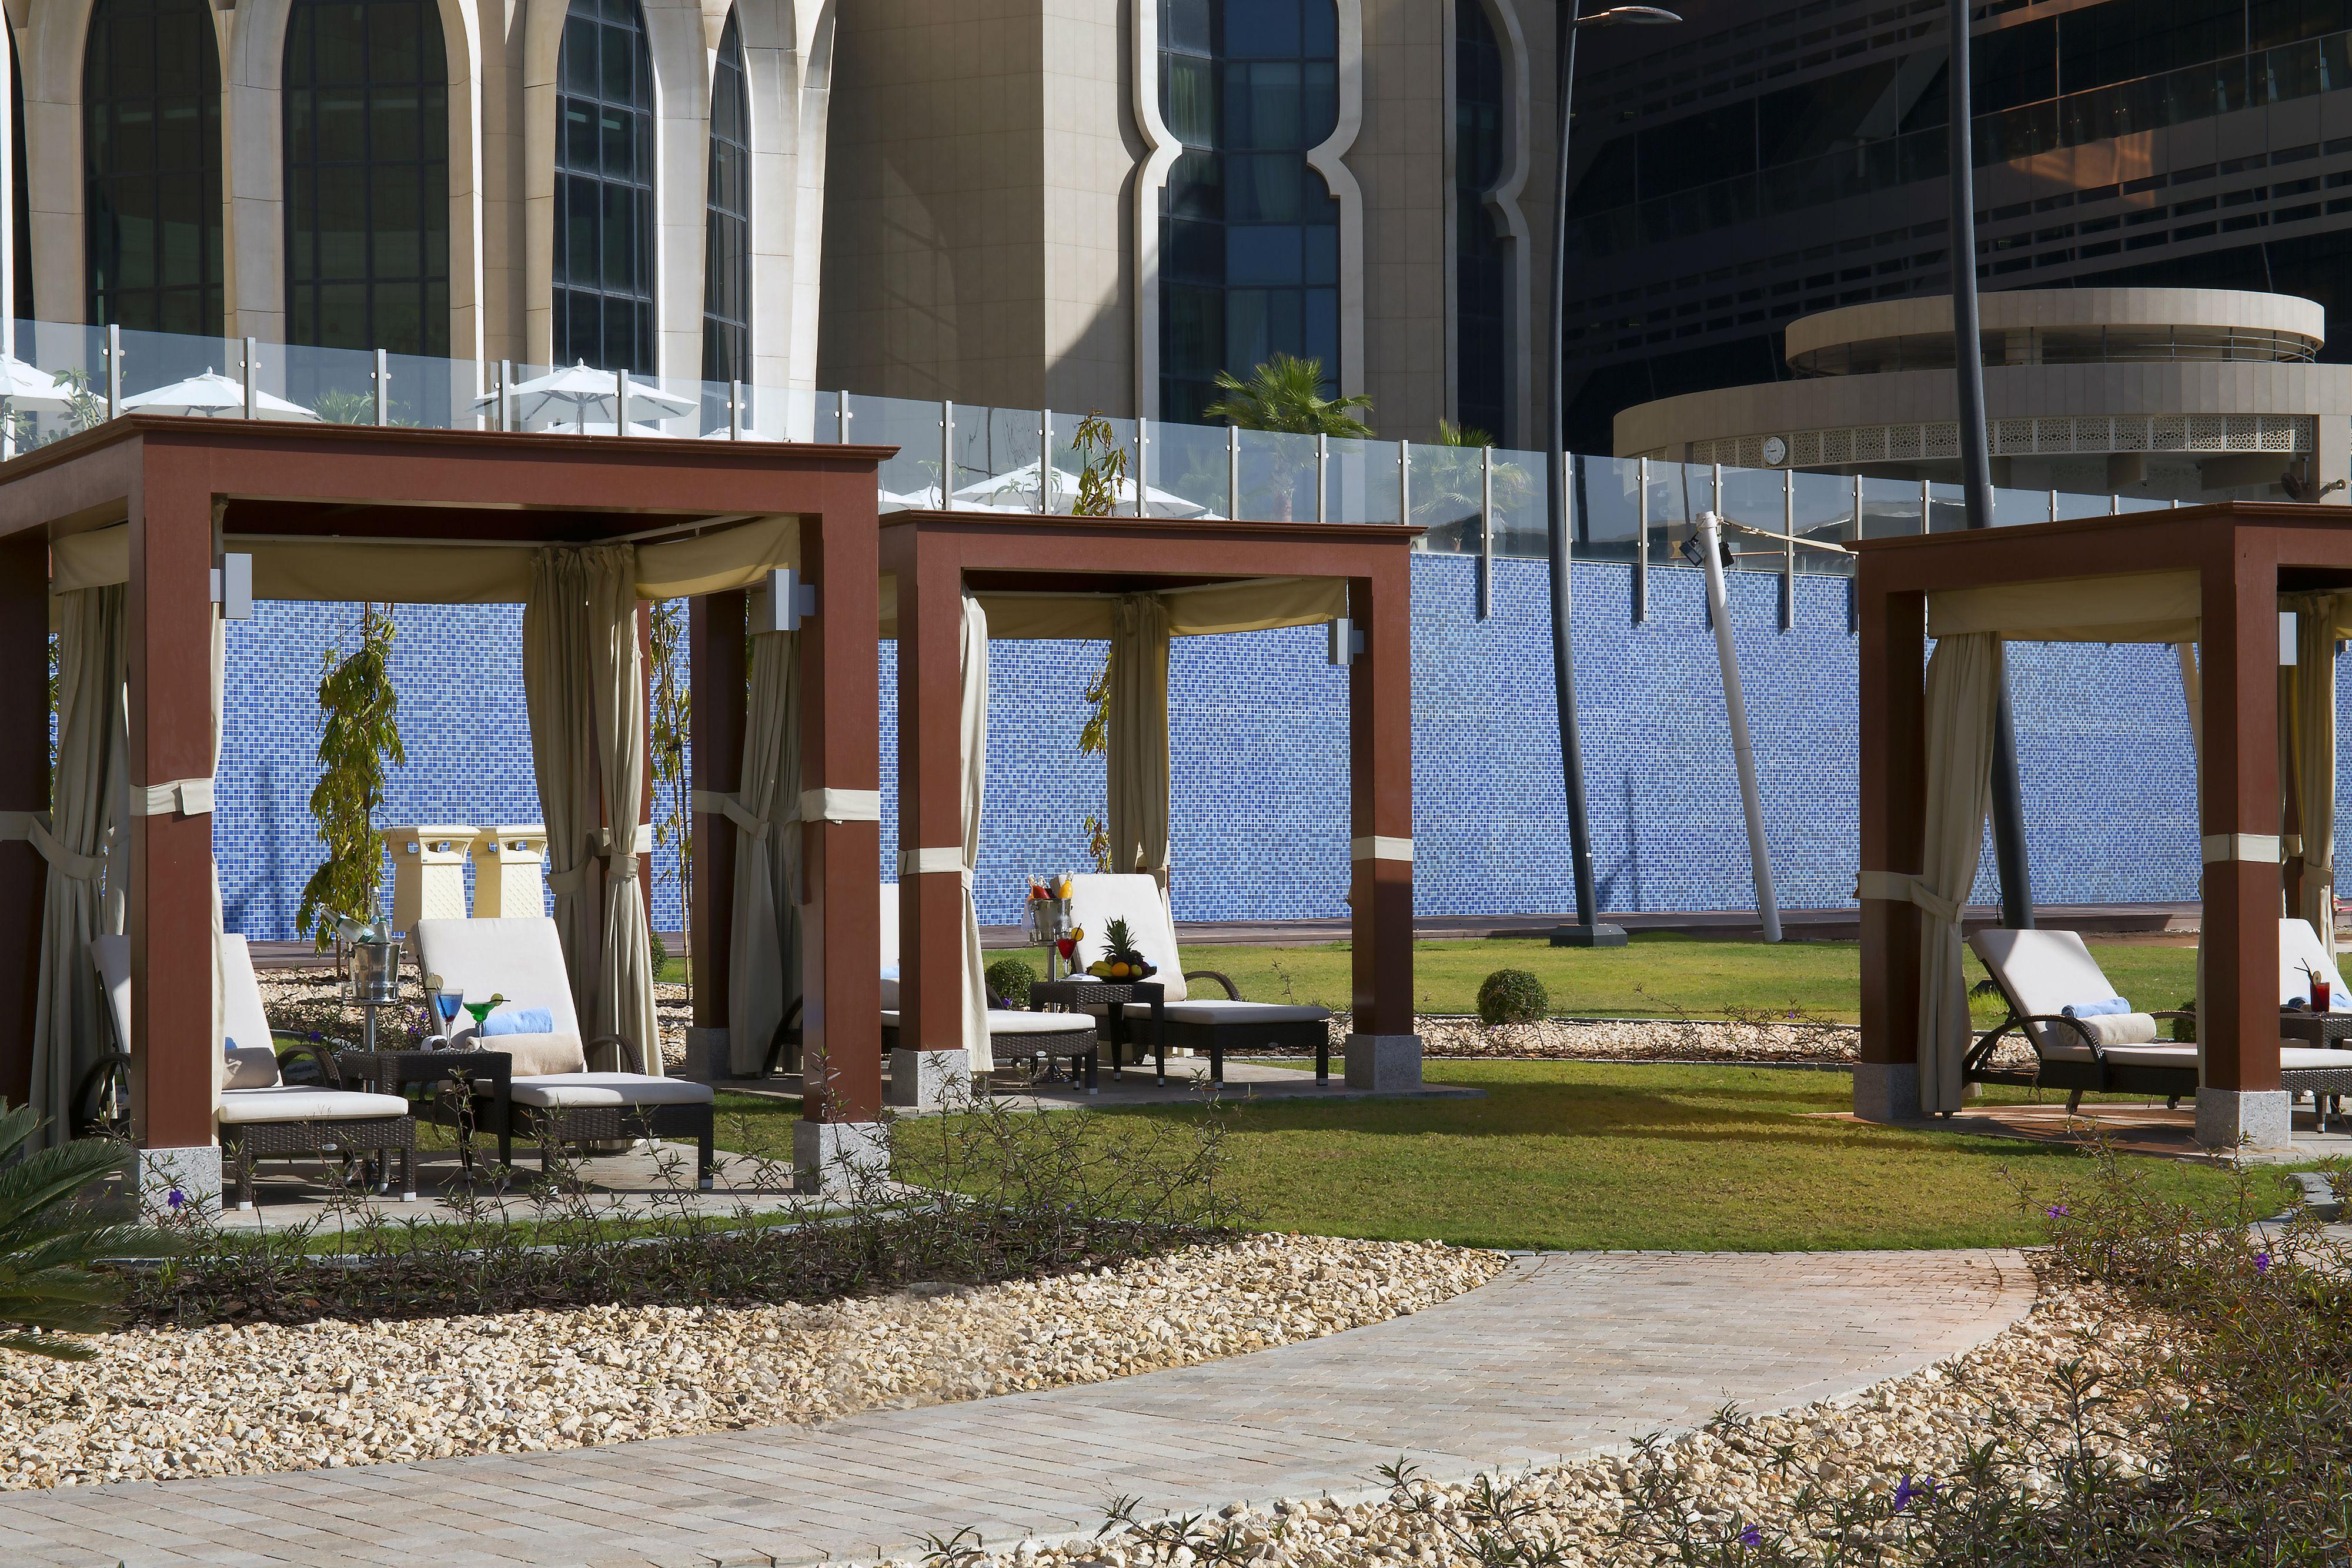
[211,553,2254,941]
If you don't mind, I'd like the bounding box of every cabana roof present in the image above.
[1852,499,2352,1149]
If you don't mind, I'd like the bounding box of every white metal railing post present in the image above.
[1227,425,1240,520]
[373,349,389,426]
[1634,456,1649,624]
[1039,407,1053,513]
[105,324,121,419]
[1780,467,1796,632]
[1135,416,1151,518]
[730,379,745,440]
[241,337,258,420]
[614,368,630,437]
[1476,444,1494,620]
[1317,432,1329,524]
[941,400,954,511]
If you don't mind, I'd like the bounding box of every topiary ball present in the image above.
[985,958,1037,1009]
[1477,968,1549,1025]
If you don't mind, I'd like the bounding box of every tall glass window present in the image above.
[83,0,223,334]
[283,0,450,357]
[1158,0,1341,425]
[1455,0,1507,442]
[554,0,654,373]
[701,11,750,385]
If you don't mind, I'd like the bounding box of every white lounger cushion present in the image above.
[1968,928,2151,1057]
[507,1072,716,1109]
[2279,918,2351,1009]
[219,1087,412,1123]
[1122,999,1331,1025]
[880,1009,1094,1037]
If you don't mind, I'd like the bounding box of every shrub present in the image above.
[1476,968,1548,1025]
[985,958,1037,1009]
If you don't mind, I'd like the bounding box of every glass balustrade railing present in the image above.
[0,316,2169,591]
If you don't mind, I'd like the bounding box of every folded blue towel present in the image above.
[479,1007,556,1037]
[2062,997,2132,1018]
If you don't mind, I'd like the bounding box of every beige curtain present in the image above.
[1916,633,2003,1115]
[2288,596,2337,960]
[524,551,604,1028]
[721,629,801,1076]
[1105,594,1171,885]
[958,591,990,1071]
[524,546,659,1071]
[14,587,123,1147]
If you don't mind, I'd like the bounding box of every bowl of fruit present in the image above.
[1085,918,1158,982]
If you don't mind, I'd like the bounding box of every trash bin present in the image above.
[470,825,550,918]
[388,825,475,933]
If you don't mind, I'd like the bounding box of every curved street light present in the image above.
[1546,1,1681,948]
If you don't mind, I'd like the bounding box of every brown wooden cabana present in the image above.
[689,507,1426,1116]
[1855,500,2352,1149]
[0,416,888,1202]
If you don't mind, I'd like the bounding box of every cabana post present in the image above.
[1856,500,2352,1151]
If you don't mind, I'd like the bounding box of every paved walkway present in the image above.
[0,1249,2034,1568]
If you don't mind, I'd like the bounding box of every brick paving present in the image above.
[0,1249,2033,1568]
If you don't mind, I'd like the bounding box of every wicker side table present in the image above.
[1027,978,1167,1083]
[2278,1011,2352,1132]
[339,1049,514,1170]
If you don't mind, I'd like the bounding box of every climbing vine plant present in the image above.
[296,604,405,950]
[648,599,691,992]
[1071,414,1126,872]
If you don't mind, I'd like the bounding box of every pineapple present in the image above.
[1090,917,1150,981]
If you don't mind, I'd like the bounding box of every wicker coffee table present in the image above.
[1027,978,1167,1084]
[339,1048,514,1169]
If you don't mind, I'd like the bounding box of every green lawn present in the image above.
[982,934,2199,1026]
[715,1058,2283,1252]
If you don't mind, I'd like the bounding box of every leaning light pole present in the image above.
[1946,0,2036,929]
[1546,0,1680,948]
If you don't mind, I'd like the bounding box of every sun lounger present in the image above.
[1066,874,1333,1085]
[94,934,416,1209]
[413,918,715,1186]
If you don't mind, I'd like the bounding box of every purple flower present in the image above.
[165,1187,184,1211]
[2256,1251,2273,1274]
[1738,1524,1761,1549]
[1893,1475,1933,1512]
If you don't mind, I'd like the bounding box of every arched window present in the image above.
[701,11,750,385]
[83,0,223,334]
[1158,0,1341,425]
[283,0,451,356]
[1455,0,1508,441]
[554,0,654,373]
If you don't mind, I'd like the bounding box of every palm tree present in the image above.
[1202,354,1373,519]
[0,1105,171,1359]
[1201,353,1374,437]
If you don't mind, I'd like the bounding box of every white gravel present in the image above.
[931,1268,2153,1568]
[0,1235,1500,1490]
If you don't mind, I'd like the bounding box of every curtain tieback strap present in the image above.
[131,778,213,817]
[0,811,105,880]
[691,788,772,840]
[1855,870,1961,925]
[801,788,881,824]
[898,847,971,884]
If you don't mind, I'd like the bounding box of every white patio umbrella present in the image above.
[470,362,696,432]
[951,459,1211,516]
[119,369,319,420]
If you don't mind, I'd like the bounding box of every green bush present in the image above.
[1476,968,1549,1025]
[985,958,1037,1009]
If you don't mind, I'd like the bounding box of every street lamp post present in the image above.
[1547,0,1679,949]
[1946,0,2036,929]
